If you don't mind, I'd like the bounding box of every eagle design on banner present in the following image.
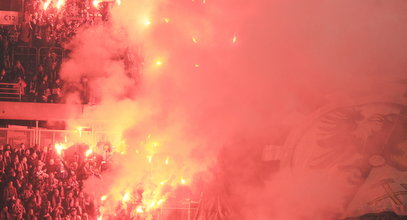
[286,81,407,218]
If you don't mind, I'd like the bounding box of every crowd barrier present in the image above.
[0,82,22,101]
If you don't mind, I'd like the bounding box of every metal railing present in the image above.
[0,82,22,101]
[1,46,65,103]
[0,128,35,147]
[159,201,199,220]
[38,129,93,147]
[0,127,109,147]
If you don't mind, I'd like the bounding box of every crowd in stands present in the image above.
[0,143,104,219]
[0,53,65,103]
[22,0,108,47]
[21,0,107,48]
[0,0,109,103]
[0,56,90,103]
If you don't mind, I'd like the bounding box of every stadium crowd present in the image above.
[0,143,104,219]
[0,0,108,103]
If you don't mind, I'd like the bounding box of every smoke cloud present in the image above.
[59,0,407,219]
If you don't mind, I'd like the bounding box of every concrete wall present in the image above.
[0,102,85,121]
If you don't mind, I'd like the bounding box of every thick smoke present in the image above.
[59,0,407,219]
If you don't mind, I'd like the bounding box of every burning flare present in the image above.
[56,0,65,9]
[101,195,107,201]
[232,35,237,43]
[143,18,151,27]
[93,0,100,8]
[122,192,131,203]
[43,0,52,10]
[85,148,93,157]
[54,143,67,155]
[136,205,144,213]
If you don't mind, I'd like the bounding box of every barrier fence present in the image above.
[0,127,92,147]
[0,82,22,101]
[0,127,35,146]
[140,200,199,220]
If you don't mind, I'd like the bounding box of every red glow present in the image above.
[9,0,407,219]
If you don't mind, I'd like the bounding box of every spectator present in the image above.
[26,208,37,220]
[37,65,45,79]
[13,60,25,82]
[15,174,26,191]
[20,156,29,174]
[33,189,42,211]
[11,155,20,173]
[19,18,33,45]
[18,143,27,157]
[41,201,53,218]
[0,68,9,82]
[26,73,39,101]
[0,32,11,69]
[4,181,18,201]
[3,150,12,168]
[49,79,62,103]
[52,201,65,219]
[11,199,26,219]
[45,173,58,192]
[0,206,11,219]
[51,189,62,209]
[0,154,5,175]
[47,158,58,174]
[22,183,34,203]
[38,74,50,102]
[16,76,27,97]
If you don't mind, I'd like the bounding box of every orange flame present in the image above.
[56,0,65,9]
[149,201,156,208]
[85,148,93,157]
[136,205,144,213]
[180,177,186,185]
[154,59,163,66]
[165,157,169,165]
[54,143,67,155]
[232,35,237,43]
[122,192,131,203]
[76,126,84,137]
[93,0,100,8]
[43,0,51,10]
[143,18,151,27]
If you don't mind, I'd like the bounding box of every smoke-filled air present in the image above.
[54,0,407,219]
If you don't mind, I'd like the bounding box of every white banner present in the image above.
[0,10,18,25]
